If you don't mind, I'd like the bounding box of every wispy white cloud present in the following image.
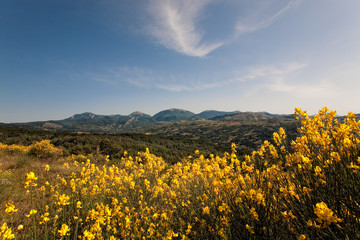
[234,62,340,99]
[144,0,302,56]
[156,84,192,92]
[88,61,339,100]
[233,62,306,82]
[146,0,223,57]
[235,0,301,36]
[107,67,157,87]
[267,78,339,98]
[81,66,160,88]
[88,63,307,93]
[235,0,300,36]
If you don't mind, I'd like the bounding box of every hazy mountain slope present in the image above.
[211,112,294,121]
[9,109,295,134]
[196,110,240,119]
[152,108,196,122]
[121,112,154,131]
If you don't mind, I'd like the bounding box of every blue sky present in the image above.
[1,0,360,122]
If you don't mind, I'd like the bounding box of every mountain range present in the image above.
[4,109,359,153]
[6,108,294,133]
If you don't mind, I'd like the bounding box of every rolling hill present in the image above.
[2,109,299,153]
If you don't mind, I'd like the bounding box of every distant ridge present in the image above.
[68,112,97,120]
[6,108,295,134]
[152,108,195,122]
[129,111,151,118]
[197,110,240,119]
[2,110,357,153]
[211,112,294,121]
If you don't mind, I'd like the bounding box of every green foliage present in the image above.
[135,119,299,153]
[0,126,228,164]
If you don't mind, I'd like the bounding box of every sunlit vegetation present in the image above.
[133,118,299,153]
[0,128,228,164]
[1,107,360,239]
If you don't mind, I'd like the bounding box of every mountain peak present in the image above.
[130,111,145,116]
[168,108,187,112]
[152,109,195,122]
[128,111,152,119]
[69,112,96,120]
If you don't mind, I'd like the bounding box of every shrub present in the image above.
[27,140,62,159]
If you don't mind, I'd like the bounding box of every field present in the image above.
[1,107,360,239]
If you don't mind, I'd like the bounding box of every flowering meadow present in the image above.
[1,107,360,239]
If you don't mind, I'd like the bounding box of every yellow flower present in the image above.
[166,230,178,239]
[249,207,259,221]
[26,172,37,181]
[202,206,210,215]
[25,209,37,217]
[185,224,192,235]
[83,230,95,239]
[152,213,159,220]
[5,202,18,215]
[343,138,352,148]
[25,172,38,188]
[246,224,254,234]
[57,194,70,206]
[1,223,15,239]
[40,212,50,224]
[314,166,322,176]
[58,224,70,236]
[313,202,342,226]
[44,164,50,171]
[298,234,307,240]
[17,225,23,230]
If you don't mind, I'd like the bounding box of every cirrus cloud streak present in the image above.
[146,0,223,57]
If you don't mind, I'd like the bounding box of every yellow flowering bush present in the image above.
[1,107,360,239]
[0,143,29,155]
[27,139,61,158]
[0,139,62,158]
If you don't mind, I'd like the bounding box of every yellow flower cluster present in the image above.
[312,202,342,227]
[1,107,360,239]
[24,172,38,188]
[0,223,15,239]
[4,202,18,215]
[0,142,29,154]
[0,139,61,158]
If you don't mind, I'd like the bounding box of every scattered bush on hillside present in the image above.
[0,140,62,159]
[27,140,62,159]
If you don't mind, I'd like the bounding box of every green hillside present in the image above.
[0,125,228,164]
